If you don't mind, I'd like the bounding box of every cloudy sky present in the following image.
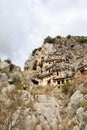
[0,0,87,69]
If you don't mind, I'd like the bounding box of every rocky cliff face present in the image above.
[0,36,87,130]
[24,36,87,70]
[24,36,87,87]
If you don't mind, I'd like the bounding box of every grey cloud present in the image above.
[0,0,87,68]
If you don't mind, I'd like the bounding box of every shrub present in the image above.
[71,66,75,72]
[62,82,76,96]
[56,35,61,39]
[75,36,87,44]
[78,37,87,44]
[13,75,21,83]
[44,36,56,44]
[67,35,71,39]
[33,60,37,70]
[77,99,87,108]
[71,66,76,75]
[32,47,42,56]
[0,85,2,91]
[56,39,62,44]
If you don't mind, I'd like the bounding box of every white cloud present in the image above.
[0,0,87,69]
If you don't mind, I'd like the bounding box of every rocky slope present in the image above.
[0,36,87,130]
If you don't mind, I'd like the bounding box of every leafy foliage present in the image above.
[77,99,87,108]
[44,36,56,44]
[62,82,76,96]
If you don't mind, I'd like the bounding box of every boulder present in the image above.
[72,126,80,130]
[20,90,34,105]
[85,125,87,130]
[68,90,84,108]
[24,114,38,130]
[33,95,62,126]
[0,61,10,72]
[36,124,42,130]
[75,107,87,129]
[76,107,84,123]
[2,84,15,94]
[37,94,48,103]
[50,119,58,130]
[0,73,8,82]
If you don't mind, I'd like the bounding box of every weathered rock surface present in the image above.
[0,72,8,82]
[68,90,84,108]
[0,61,10,72]
[33,95,62,124]
[72,126,80,130]
[0,36,87,130]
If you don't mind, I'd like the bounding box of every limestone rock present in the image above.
[37,94,48,103]
[36,124,42,130]
[72,126,80,130]
[2,84,15,94]
[0,73,8,82]
[85,125,87,130]
[24,114,38,130]
[20,90,34,105]
[68,90,84,108]
[50,119,58,130]
[0,61,10,72]
[76,107,84,123]
[33,95,62,126]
